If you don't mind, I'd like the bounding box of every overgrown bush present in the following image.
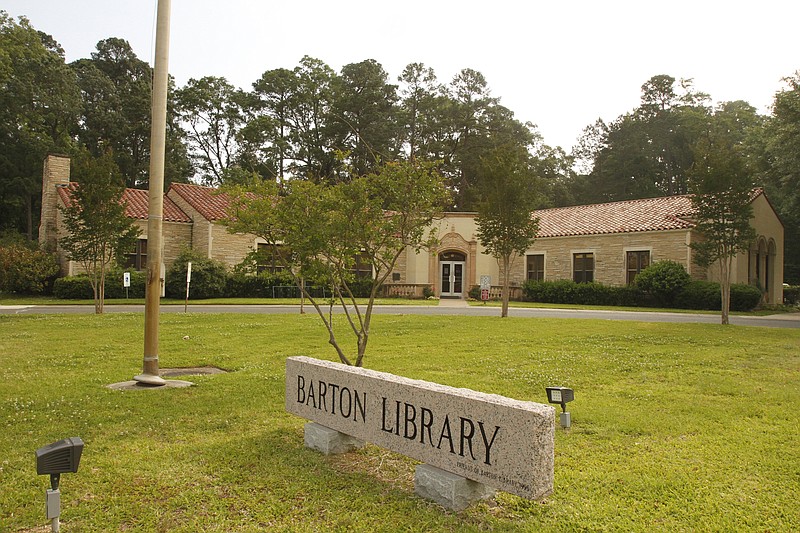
[634,260,691,307]
[0,243,60,294]
[165,249,227,299]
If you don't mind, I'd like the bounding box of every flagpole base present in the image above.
[133,373,167,386]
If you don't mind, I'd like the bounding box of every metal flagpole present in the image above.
[135,0,171,386]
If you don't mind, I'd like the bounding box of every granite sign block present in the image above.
[285,356,555,500]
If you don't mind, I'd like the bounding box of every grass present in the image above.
[0,295,437,307]
[1,312,798,531]
[471,298,800,316]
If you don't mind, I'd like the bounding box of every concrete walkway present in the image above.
[437,298,469,308]
[1,304,798,328]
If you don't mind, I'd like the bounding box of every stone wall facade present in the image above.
[513,229,696,286]
[38,154,70,252]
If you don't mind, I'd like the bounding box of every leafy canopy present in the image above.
[224,160,450,366]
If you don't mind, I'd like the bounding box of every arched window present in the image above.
[439,251,466,262]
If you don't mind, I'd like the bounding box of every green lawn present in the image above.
[0,295,437,306]
[1,313,798,531]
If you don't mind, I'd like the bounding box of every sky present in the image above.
[4,0,799,150]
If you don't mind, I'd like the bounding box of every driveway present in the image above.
[1,303,799,329]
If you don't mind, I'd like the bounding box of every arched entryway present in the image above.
[749,237,778,303]
[439,251,466,298]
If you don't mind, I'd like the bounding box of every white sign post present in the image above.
[123,272,131,299]
[184,261,192,312]
[479,275,491,303]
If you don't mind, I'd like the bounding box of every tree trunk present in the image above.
[96,271,105,314]
[720,258,731,325]
[26,194,33,241]
[501,255,511,318]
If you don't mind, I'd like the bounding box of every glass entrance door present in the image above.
[440,261,465,297]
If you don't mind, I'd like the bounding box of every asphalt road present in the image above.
[2,303,799,329]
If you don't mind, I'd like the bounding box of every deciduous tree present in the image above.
[175,76,247,185]
[475,145,540,317]
[224,160,449,366]
[0,12,79,238]
[763,72,800,283]
[59,152,140,313]
[689,105,758,324]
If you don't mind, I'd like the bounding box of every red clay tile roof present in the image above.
[57,183,192,223]
[122,187,192,223]
[533,194,698,238]
[168,183,234,221]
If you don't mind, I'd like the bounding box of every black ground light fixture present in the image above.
[545,387,574,428]
[36,437,84,533]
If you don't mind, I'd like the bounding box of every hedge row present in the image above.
[53,270,147,299]
[53,270,376,300]
[522,279,763,312]
[521,279,648,307]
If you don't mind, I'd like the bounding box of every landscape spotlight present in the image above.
[36,437,83,532]
[545,387,574,428]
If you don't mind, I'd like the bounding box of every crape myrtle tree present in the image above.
[224,160,450,367]
[59,151,140,314]
[475,144,540,317]
[689,102,758,325]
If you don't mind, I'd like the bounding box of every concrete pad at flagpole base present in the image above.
[415,464,495,511]
[106,379,194,390]
[304,422,364,455]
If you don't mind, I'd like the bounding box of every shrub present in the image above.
[0,243,60,294]
[422,285,435,299]
[730,283,762,311]
[468,285,481,300]
[165,249,227,299]
[675,281,762,312]
[675,280,720,310]
[346,277,376,298]
[53,276,94,299]
[634,260,691,307]
[225,271,295,298]
[105,268,147,298]
[784,286,800,306]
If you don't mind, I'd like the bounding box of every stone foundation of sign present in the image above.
[414,464,496,511]
[304,422,364,455]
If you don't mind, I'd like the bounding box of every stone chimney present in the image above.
[38,154,71,251]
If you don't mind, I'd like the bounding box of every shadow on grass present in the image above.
[196,427,522,529]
